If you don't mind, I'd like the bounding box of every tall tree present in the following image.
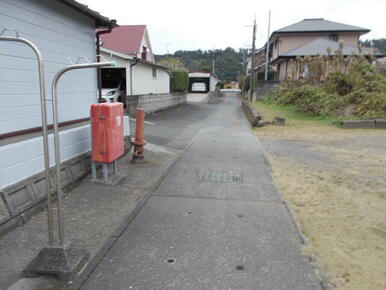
[155,48,244,81]
[360,38,386,53]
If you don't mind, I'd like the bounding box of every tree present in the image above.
[155,47,244,81]
[157,58,187,71]
[360,38,386,53]
[200,65,211,72]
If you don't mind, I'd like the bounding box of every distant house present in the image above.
[223,82,239,89]
[99,26,185,116]
[249,18,380,81]
[99,25,155,62]
[100,47,170,96]
[99,25,170,97]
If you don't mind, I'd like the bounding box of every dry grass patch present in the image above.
[253,102,386,290]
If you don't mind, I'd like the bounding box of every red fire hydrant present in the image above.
[131,106,146,163]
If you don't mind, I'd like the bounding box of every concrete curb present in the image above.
[241,100,261,126]
[253,134,272,171]
[342,119,386,129]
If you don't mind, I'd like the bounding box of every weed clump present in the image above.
[264,55,386,118]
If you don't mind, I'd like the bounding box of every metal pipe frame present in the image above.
[51,61,116,246]
[0,33,54,245]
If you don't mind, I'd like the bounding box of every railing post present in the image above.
[24,60,117,279]
[0,30,53,245]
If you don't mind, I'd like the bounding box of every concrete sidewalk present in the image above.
[1,101,218,290]
[82,94,323,289]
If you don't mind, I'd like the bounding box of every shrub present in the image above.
[170,70,188,92]
[257,70,276,80]
[262,56,386,118]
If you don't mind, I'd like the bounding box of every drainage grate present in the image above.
[197,169,242,183]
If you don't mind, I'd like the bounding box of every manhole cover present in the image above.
[197,169,242,183]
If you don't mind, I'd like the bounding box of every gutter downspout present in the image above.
[96,20,117,103]
[129,58,139,95]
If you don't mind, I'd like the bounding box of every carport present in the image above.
[188,72,219,93]
[101,68,127,102]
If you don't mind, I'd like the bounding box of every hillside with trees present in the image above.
[360,38,386,53]
[155,48,247,81]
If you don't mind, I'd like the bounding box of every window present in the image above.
[152,67,157,78]
[329,34,339,41]
[269,44,273,58]
[142,46,147,60]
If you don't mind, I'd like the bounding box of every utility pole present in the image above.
[242,49,246,75]
[212,46,215,75]
[264,10,271,81]
[250,18,256,101]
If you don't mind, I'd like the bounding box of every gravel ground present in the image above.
[253,104,386,290]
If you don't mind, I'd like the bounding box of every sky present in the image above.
[81,0,386,54]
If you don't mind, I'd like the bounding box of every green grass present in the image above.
[253,101,347,127]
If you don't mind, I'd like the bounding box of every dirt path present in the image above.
[254,103,386,290]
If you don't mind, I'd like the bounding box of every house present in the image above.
[272,38,376,80]
[99,25,155,63]
[99,25,182,115]
[0,0,131,234]
[100,47,170,97]
[266,18,377,80]
[223,82,239,89]
[249,18,379,81]
[188,72,219,93]
[245,47,266,75]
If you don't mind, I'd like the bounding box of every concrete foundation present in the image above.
[126,92,187,116]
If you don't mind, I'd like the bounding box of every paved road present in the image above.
[82,94,321,289]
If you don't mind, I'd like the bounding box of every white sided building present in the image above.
[0,0,131,234]
[100,47,170,97]
[188,72,219,93]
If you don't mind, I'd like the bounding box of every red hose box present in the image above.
[91,103,124,163]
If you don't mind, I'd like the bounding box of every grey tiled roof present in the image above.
[281,38,375,57]
[59,0,116,27]
[275,18,370,34]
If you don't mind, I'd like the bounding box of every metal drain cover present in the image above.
[197,169,242,183]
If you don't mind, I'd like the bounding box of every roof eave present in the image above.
[58,0,117,28]
[133,57,170,72]
[273,29,370,35]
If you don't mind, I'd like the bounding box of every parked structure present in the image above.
[248,18,380,81]
[99,26,186,115]
[0,0,131,235]
[101,47,170,96]
[188,72,219,93]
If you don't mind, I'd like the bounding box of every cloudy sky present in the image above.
[82,0,385,54]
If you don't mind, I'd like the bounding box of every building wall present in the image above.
[137,30,154,62]
[209,76,218,92]
[271,32,360,60]
[0,0,98,136]
[0,117,130,190]
[277,60,288,81]
[131,64,170,95]
[126,92,187,116]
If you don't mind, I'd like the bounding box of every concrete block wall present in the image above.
[255,81,279,100]
[342,119,386,129]
[0,116,130,236]
[126,92,187,116]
